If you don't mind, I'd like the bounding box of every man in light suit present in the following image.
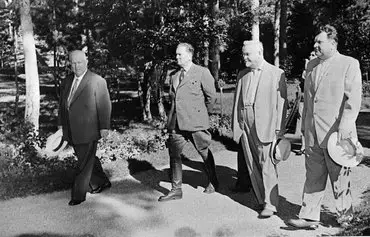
[288,25,362,229]
[158,42,219,202]
[58,50,112,206]
[231,40,287,218]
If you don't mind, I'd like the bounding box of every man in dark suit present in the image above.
[58,50,112,206]
[158,43,219,202]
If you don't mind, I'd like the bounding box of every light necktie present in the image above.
[68,78,79,104]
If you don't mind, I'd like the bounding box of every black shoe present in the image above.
[230,185,251,193]
[90,181,112,194]
[296,149,305,156]
[68,199,85,206]
[158,189,183,202]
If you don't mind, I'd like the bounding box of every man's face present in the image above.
[313,32,336,59]
[176,46,192,68]
[69,51,88,77]
[242,45,262,68]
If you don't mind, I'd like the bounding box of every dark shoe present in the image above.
[287,218,319,230]
[203,183,218,194]
[230,185,251,193]
[90,181,112,194]
[68,199,85,206]
[158,189,183,202]
[259,208,275,218]
[296,149,305,156]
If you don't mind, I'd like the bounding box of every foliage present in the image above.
[209,113,232,137]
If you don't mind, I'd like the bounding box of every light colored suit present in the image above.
[231,61,287,211]
[298,52,362,221]
[232,62,287,144]
[302,53,362,148]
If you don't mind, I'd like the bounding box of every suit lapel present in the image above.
[69,70,90,106]
[177,64,195,90]
[314,54,340,93]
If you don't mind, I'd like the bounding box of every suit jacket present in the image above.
[302,53,362,148]
[167,63,216,132]
[232,61,288,143]
[58,70,112,144]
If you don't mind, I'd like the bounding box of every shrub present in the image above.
[209,114,232,137]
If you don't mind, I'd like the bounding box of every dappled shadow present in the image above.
[181,159,260,212]
[211,132,238,152]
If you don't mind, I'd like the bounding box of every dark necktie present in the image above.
[68,78,79,104]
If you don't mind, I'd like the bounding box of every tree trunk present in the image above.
[251,0,260,41]
[209,0,220,82]
[20,0,40,131]
[280,0,287,65]
[157,63,167,121]
[13,25,19,114]
[137,72,146,120]
[274,0,281,67]
[144,84,152,122]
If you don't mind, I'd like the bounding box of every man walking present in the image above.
[288,25,362,229]
[58,50,112,206]
[158,43,219,202]
[231,40,288,218]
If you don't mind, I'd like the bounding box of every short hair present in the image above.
[177,42,194,55]
[69,50,88,61]
[243,40,264,52]
[319,24,338,44]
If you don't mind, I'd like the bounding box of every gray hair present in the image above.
[177,42,194,56]
[243,40,264,52]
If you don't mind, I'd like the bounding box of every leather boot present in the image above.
[203,150,219,193]
[158,188,183,202]
[158,155,183,202]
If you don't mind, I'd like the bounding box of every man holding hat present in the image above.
[58,50,112,206]
[288,25,362,229]
[231,40,288,218]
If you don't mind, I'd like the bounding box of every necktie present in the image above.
[174,68,185,90]
[68,78,79,104]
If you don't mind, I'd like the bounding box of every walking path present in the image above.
[1,146,370,237]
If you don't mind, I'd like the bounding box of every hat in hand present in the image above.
[44,129,68,157]
[271,137,291,165]
[327,132,364,167]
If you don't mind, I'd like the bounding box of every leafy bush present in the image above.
[362,81,370,97]
[209,114,232,137]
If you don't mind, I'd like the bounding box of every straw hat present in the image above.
[327,132,364,167]
[43,129,68,157]
[271,137,291,165]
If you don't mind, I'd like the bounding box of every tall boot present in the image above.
[158,156,183,202]
[203,150,219,194]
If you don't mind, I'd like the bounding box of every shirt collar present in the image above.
[75,69,88,80]
[182,62,193,72]
[320,51,339,64]
[250,60,265,72]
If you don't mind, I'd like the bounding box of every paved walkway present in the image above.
[1,145,370,237]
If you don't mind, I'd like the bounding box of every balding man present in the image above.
[158,42,219,202]
[58,50,112,206]
[231,41,288,217]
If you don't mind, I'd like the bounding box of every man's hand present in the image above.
[275,130,284,139]
[100,129,109,138]
[338,128,351,141]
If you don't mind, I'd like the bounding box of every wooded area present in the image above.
[1,0,370,130]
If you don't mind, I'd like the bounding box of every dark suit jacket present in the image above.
[58,70,111,144]
[167,63,216,132]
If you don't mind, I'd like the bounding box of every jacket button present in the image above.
[314,99,318,103]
